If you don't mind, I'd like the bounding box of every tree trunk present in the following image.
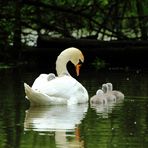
[13,0,22,61]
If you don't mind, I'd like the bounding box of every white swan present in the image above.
[90,89,107,104]
[106,83,124,100]
[102,84,116,102]
[24,47,89,106]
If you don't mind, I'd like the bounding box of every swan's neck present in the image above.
[56,52,70,76]
[102,85,108,93]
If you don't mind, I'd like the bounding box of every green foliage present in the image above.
[0,0,147,49]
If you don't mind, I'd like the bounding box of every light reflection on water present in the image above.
[24,104,88,132]
[24,104,88,148]
[0,68,148,148]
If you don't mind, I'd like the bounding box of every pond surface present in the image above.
[0,67,148,148]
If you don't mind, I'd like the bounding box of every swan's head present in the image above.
[56,47,84,76]
[69,47,84,76]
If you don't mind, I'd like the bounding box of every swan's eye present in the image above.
[78,59,83,65]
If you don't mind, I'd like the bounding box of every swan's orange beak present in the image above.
[76,64,81,76]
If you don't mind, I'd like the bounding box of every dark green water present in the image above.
[0,67,148,148]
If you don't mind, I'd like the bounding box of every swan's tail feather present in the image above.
[24,82,42,106]
[24,83,31,99]
[24,82,68,106]
[24,82,53,106]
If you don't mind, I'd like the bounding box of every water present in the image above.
[0,67,148,148]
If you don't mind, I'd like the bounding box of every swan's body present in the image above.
[102,84,116,102]
[24,47,89,106]
[90,89,107,104]
[106,83,124,100]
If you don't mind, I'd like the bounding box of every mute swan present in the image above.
[24,47,89,106]
[90,89,107,104]
[102,84,116,102]
[106,83,124,100]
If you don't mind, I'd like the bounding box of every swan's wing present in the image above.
[40,76,78,97]
[24,75,88,105]
[24,83,67,105]
[32,73,56,90]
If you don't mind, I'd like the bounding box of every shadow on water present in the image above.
[0,68,27,148]
[0,67,148,147]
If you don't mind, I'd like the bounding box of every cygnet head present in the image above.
[47,73,56,81]
[102,84,108,93]
[90,89,106,104]
[96,89,104,96]
[106,83,113,91]
[102,83,116,102]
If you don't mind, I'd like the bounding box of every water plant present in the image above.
[91,57,106,70]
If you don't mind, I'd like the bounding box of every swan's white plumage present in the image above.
[24,47,89,106]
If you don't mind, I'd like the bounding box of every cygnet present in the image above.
[90,89,107,104]
[47,73,56,81]
[106,83,124,100]
[102,84,116,102]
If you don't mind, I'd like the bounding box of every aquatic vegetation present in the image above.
[92,57,106,70]
[0,63,12,69]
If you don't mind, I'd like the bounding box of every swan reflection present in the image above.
[24,104,88,147]
[24,103,88,131]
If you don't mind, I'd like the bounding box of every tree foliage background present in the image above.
[0,0,148,61]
